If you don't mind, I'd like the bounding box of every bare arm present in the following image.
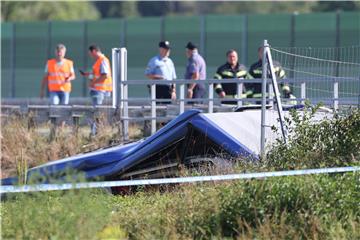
[40,74,48,98]
[65,71,76,82]
[188,72,199,90]
[94,74,108,84]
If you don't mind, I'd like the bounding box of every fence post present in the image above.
[151,84,156,134]
[82,21,88,97]
[11,23,16,98]
[160,16,165,41]
[200,15,206,59]
[241,15,248,66]
[121,18,127,47]
[112,48,120,109]
[301,82,306,104]
[268,83,274,108]
[46,21,52,99]
[47,21,52,59]
[260,40,268,158]
[208,82,214,113]
[237,82,243,108]
[289,12,297,79]
[120,48,129,141]
[333,81,339,111]
[335,10,340,77]
[179,83,185,114]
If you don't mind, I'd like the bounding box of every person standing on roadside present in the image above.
[184,42,207,101]
[40,43,75,105]
[80,45,112,106]
[145,41,177,103]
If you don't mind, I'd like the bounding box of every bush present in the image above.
[266,107,360,169]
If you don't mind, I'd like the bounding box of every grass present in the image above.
[1,108,360,239]
[1,114,142,179]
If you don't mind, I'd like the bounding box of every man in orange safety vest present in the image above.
[80,45,112,106]
[40,43,75,105]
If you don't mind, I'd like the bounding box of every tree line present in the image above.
[2,1,360,22]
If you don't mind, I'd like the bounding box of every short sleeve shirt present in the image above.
[145,55,177,82]
[184,51,206,80]
[100,59,110,75]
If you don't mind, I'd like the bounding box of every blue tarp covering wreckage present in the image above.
[2,109,276,186]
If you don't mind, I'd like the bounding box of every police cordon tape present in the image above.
[1,166,359,194]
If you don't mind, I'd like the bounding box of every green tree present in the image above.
[312,1,360,12]
[197,2,317,15]
[95,1,139,18]
[1,1,100,22]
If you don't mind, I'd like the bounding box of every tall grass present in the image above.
[1,115,142,179]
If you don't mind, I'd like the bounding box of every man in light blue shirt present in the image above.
[145,41,177,103]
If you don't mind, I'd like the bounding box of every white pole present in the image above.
[260,40,268,158]
[237,82,243,108]
[151,84,156,134]
[266,46,288,144]
[111,48,118,108]
[333,81,339,111]
[179,83,185,114]
[301,82,306,105]
[208,83,214,113]
[120,48,129,141]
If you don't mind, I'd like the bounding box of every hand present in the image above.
[64,75,71,83]
[171,91,176,100]
[187,89,193,99]
[219,91,226,98]
[79,70,89,76]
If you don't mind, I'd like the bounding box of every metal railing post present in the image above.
[151,84,156,134]
[268,83,274,108]
[208,83,214,113]
[242,15,248,66]
[260,40,268,158]
[301,82,306,104]
[179,83,185,114]
[266,45,288,145]
[200,15,206,59]
[112,48,119,109]
[82,21,88,97]
[237,82,243,108]
[11,23,16,98]
[333,81,339,111]
[120,48,129,141]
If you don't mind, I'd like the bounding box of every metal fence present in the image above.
[1,11,360,98]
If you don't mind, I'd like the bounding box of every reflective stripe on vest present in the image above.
[236,70,247,78]
[47,59,73,92]
[91,54,112,92]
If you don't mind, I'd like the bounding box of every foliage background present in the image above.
[2,1,360,22]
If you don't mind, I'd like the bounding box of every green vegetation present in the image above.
[2,1,360,22]
[1,109,359,239]
[2,173,359,239]
[1,1,100,22]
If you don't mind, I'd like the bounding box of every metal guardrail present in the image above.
[2,76,357,139]
[117,77,358,138]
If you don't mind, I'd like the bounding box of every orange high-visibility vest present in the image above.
[47,58,73,92]
[91,54,112,92]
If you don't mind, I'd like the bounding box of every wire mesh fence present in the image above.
[270,46,360,107]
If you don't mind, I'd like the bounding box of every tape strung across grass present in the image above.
[1,166,359,194]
